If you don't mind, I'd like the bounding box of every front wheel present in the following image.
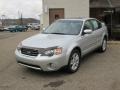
[66,49,81,73]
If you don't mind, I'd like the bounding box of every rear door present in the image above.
[90,19,103,46]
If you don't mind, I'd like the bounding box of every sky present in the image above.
[0,0,42,19]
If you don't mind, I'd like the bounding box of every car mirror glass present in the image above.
[43,27,46,30]
[84,29,92,34]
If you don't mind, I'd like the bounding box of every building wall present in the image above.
[42,0,89,28]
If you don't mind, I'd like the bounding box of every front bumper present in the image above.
[15,49,67,71]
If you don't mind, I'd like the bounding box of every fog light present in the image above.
[48,63,57,69]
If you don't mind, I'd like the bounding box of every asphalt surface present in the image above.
[0,31,120,90]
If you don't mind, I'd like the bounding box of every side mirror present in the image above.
[101,22,105,26]
[43,28,46,30]
[84,29,93,34]
[43,26,48,30]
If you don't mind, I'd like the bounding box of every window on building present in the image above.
[55,14,60,20]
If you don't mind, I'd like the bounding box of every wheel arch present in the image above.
[104,35,108,40]
[66,45,82,65]
[72,47,81,55]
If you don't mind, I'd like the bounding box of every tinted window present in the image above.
[98,21,102,29]
[42,20,83,35]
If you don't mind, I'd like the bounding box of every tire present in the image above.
[98,37,107,52]
[66,49,81,73]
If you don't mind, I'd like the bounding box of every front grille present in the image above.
[21,48,39,56]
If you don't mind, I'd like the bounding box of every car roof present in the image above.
[59,17,95,22]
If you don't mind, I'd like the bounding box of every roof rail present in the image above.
[65,17,87,19]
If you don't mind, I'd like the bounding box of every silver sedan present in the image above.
[15,18,108,73]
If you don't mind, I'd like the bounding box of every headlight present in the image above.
[17,42,22,50]
[43,47,62,56]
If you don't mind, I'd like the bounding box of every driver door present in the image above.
[80,20,96,55]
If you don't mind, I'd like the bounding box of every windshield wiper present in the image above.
[50,33,66,35]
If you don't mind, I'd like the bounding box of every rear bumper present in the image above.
[15,49,67,71]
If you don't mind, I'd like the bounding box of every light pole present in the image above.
[18,11,23,25]
[1,14,6,26]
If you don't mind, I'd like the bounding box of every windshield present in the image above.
[42,20,83,35]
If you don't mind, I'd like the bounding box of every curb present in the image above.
[108,41,120,45]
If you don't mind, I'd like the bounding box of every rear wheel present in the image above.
[66,49,81,73]
[99,37,107,52]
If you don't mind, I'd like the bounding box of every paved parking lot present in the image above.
[0,31,120,90]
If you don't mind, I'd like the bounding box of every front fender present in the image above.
[65,43,80,65]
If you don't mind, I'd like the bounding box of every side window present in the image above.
[83,21,93,30]
[82,21,93,35]
[91,20,102,30]
[98,21,102,29]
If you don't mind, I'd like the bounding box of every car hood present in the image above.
[21,34,76,48]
